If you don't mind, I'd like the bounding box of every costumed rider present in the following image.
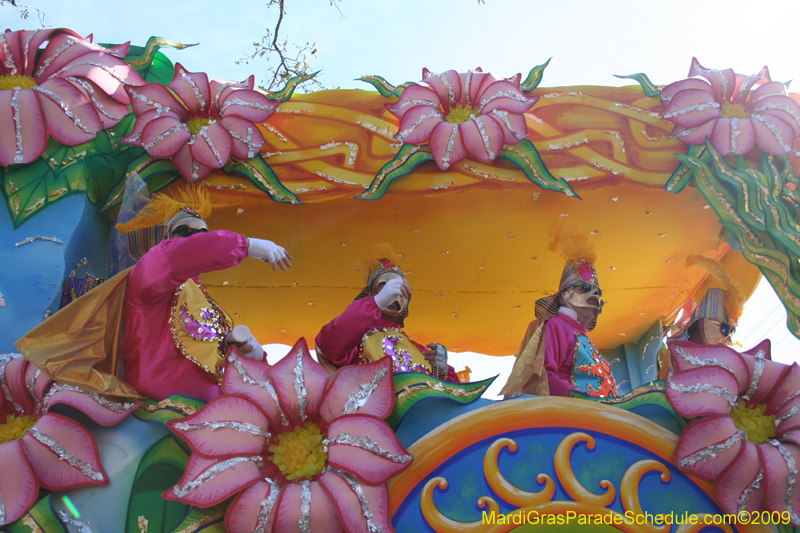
[315,244,460,382]
[501,228,619,399]
[115,185,292,400]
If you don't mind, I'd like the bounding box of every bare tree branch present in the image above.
[1,0,48,27]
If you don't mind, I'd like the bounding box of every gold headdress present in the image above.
[115,185,212,235]
[357,242,404,288]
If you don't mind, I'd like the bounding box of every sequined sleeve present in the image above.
[315,298,383,367]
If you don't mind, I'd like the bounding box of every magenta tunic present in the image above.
[315,297,460,382]
[123,230,249,400]
[543,312,585,397]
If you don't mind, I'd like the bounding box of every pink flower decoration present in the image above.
[660,58,800,155]
[0,354,141,525]
[164,339,410,533]
[0,28,145,167]
[386,68,537,170]
[666,340,800,523]
[122,64,278,182]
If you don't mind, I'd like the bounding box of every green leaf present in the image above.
[1,495,67,533]
[223,155,301,204]
[520,58,551,92]
[665,144,707,194]
[613,72,661,97]
[166,503,228,533]
[356,75,413,98]
[132,394,208,430]
[100,154,181,212]
[126,436,191,533]
[386,373,496,430]
[117,37,195,81]
[497,139,579,198]
[267,71,319,102]
[356,144,435,200]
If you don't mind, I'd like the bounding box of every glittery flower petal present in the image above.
[163,454,262,507]
[22,413,107,491]
[0,440,39,526]
[462,70,495,107]
[776,395,800,437]
[688,58,736,103]
[428,121,467,171]
[672,121,716,145]
[783,429,800,447]
[674,414,743,481]
[210,76,255,117]
[17,29,55,77]
[1,29,24,76]
[188,121,233,168]
[460,115,504,162]
[168,395,269,459]
[385,84,441,119]
[490,110,528,144]
[0,87,47,167]
[766,362,800,415]
[140,115,191,158]
[274,481,342,533]
[669,342,750,394]
[395,104,443,144]
[319,469,394,533]
[35,77,101,145]
[2,355,33,415]
[667,367,739,418]
[750,82,791,108]
[43,385,140,426]
[662,89,721,128]
[269,338,332,425]
[45,49,144,104]
[34,31,100,79]
[749,95,800,135]
[716,440,765,514]
[478,80,538,115]
[125,83,190,121]
[421,69,462,106]
[69,77,131,129]
[168,64,210,116]
[225,479,280,533]
[759,442,800,525]
[220,88,279,124]
[660,78,716,106]
[221,116,265,160]
[742,341,787,406]
[752,113,795,155]
[172,143,213,182]
[711,117,755,156]
[318,356,394,425]
[326,414,413,485]
[222,350,288,429]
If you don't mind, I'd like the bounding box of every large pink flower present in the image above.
[386,68,537,170]
[0,28,145,167]
[0,354,141,525]
[122,64,278,182]
[666,340,800,523]
[164,340,411,533]
[660,58,800,155]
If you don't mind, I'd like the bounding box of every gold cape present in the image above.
[499,318,551,398]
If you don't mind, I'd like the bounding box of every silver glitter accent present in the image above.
[548,138,589,150]
[190,125,225,166]
[743,350,766,401]
[464,71,474,105]
[478,91,536,114]
[753,101,800,128]
[491,109,527,139]
[15,235,64,247]
[0,291,5,307]
[221,97,276,114]
[299,480,312,533]
[693,63,730,99]
[674,123,709,139]
[229,352,289,426]
[22,30,42,74]
[393,99,438,112]
[143,124,190,151]
[779,390,800,413]
[254,478,281,533]
[293,348,308,421]
[736,67,768,102]
[178,67,206,111]
[328,467,385,533]
[58,510,93,533]
[677,430,744,467]
[26,368,42,414]
[323,433,413,463]
[0,353,24,414]
[67,76,127,121]
[0,489,5,525]
[28,427,104,481]
[470,115,495,159]
[662,101,720,119]
[667,373,738,408]
[229,127,260,159]
[172,456,262,498]
[191,160,200,181]
[0,33,16,74]
[42,383,137,413]
[127,88,172,118]
[48,61,129,84]
[674,347,736,374]
[430,72,454,103]
[440,123,459,170]
[396,111,441,142]
[750,114,792,152]
[10,87,25,164]
[173,419,269,437]
[730,117,741,154]
[212,79,251,112]
[343,367,389,415]
[34,38,80,78]
[777,405,800,425]
[737,468,762,512]
[33,86,98,135]
[770,440,800,524]
[751,88,787,104]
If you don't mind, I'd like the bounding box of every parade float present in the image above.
[2,27,800,532]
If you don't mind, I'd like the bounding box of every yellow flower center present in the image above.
[186,117,211,136]
[267,422,328,481]
[720,102,750,119]
[731,399,776,444]
[0,75,36,91]
[445,104,479,124]
[0,414,39,444]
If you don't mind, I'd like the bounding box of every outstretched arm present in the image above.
[315,297,383,367]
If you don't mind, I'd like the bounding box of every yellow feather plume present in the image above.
[548,225,596,264]
[116,185,212,235]
[686,254,744,324]
[357,242,403,285]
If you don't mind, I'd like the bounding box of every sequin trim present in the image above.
[0,33,16,74]
[28,426,105,481]
[343,367,389,415]
[220,97,276,114]
[33,37,80,78]
[299,480,312,533]
[743,350,766,401]
[394,98,438,112]
[429,71,454,103]
[173,419,269,437]
[33,86,98,135]
[673,347,736,375]
[464,71,474,105]
[10,87,25,164]
[229,127,260,159]
[693,63,730,99]
[667,373,738,408]
[471,115,494,159]
[0,353,24,414]
[777,405,800,425]
[172,456,262,498]
[67,76,127,121]
[48,61,129,84]
[396,111,441,142]
[42,383,136,414]
[662,101,720,119]
[293,348,308,421]
[440,123,459,170]
[0,487,5,524]
[770,440,800,524]
[478,90,536,114]
[26,368,42,414]
[737,468,762,512]
[254,478,281,533]
[22,30,42,75]
[178,67,206,111]
[327,467,385,533]
[677,430,744,467]
[143,124,191,151]
[127,88,172,118]
[751,113,791,152]
[228,351,289,426]
[213,79,251,113]
[323,433,413,463]
[490,109,527,139]
[736,68,768,102]
[194,125,225,166]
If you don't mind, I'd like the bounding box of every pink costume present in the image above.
[315,296,460,382]
[123,230,248,400]
[542,311,585,397]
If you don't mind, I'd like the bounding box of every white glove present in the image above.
[227,325,265,361]
[247,238,293,271]
[374,277,407,310]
